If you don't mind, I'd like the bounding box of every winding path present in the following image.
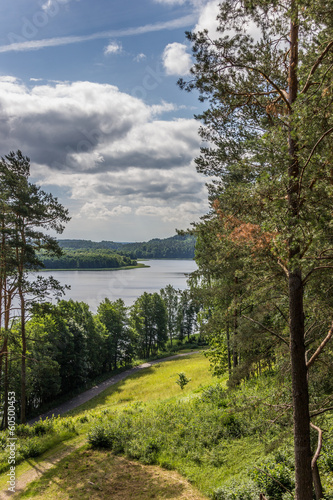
[28,351,199,424]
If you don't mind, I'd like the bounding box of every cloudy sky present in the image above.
[0,0,220,242]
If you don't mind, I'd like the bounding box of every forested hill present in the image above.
[58,234,196,259]
[40,249,137,270]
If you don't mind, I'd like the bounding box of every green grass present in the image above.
[0,353,292,499]
[66,351,214,417]
[3,352,332,499]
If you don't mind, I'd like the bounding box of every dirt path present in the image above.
[29,351,199,424]
[0,439,85,500]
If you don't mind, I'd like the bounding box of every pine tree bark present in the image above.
[289,271,313,499]
[20,291,26,424]
[287,3,313,498]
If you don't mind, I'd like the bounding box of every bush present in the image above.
[32,419,54,436]
[201,384,228,408]
[251,459,294,500]
[211,481,260,500]
[176,372,191,390]
[20,438,45,458]
[87,424,113,448]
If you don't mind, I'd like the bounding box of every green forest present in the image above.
[39,248,138,270]
[39,234,196,269]
[1,1,333,499]
[57,234,196,259]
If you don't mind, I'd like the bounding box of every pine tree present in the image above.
[180,2,333,497]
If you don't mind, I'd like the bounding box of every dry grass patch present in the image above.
[18,447,208,500]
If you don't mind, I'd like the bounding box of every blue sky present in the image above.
[0,0,220,241]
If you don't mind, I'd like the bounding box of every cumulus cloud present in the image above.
[80,202,132,220]
[136,201,204,222]
[162,42,192,75]
[0,77,208,233]
[104,41,122,55]
[194,0,220,37]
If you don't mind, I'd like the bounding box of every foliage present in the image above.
[0,150,70,424]
[58,234,196,259]
[211,481,261,500]
[3,284,200,420]
[130,292,168,358]
[179,1,333,496]
[39,248,136,269]
[176,372,191,390]
[250,453,295,500]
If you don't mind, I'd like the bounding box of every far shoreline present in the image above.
[37,263,150,272]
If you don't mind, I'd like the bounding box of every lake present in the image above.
[37,259,197,312]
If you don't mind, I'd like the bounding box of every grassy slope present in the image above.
[66,352,214,416]
[0,352,308,499]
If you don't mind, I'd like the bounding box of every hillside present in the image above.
[58,234,196,259]
[2,352,332,499]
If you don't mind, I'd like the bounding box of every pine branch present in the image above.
[300,41,333,94]
[306,321,333,369]
[241,314,289,346]
[299,127,333,191]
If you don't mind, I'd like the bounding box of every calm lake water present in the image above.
[38,259,197,312]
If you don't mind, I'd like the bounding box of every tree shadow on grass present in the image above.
[18,447,204,500]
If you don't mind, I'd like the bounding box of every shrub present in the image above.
[211,481,260,500]
[88,424,113,448]
[176,372,191,390]
[251,460,294,500]
[201,384,228,408]
[20,438,45,458]
[32,419,54,436]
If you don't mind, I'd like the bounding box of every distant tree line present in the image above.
[57,234,196,259]
[39,249,137,270]
[3,285,199,423]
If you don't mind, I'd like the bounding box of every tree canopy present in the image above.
[180,1,333,498]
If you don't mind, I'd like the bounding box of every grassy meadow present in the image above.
[1,351,333,499]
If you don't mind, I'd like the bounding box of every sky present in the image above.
[0,0,221,242]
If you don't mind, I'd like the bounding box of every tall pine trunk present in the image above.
[287,4,313,497]
[20,290,26,424]
[288,271,313,499]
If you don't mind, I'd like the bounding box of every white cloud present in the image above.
[194,0,220,37]
[136,202,204,222]
[0,77,207,233]
[134,53,147,62]
[104,41,122,55]
[80,202,132,220]
[162,42,192,76]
